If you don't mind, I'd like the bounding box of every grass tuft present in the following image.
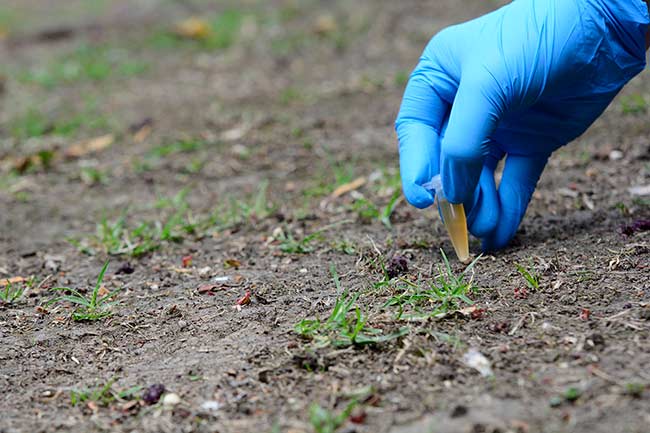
[47,261,119,321]
[384,250,479,320]
[516,261,540,290]
[295,265,409,348]
[70,377,141,407]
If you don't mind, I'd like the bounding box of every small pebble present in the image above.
[162,393,181,406]
[200,400,222,412]
[609,150,624,161]
[178,320,188,330]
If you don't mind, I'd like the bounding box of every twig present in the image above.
[509,312,536,336]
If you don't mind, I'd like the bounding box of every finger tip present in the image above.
[403,187,434,209]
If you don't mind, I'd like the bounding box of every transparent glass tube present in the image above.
[423,175,470,262]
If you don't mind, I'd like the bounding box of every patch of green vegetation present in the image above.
[279,86,304,105]
[206,181,275,230]
[47,261,120,321]
[70,377,141,407]
[564,387,581,402]
[9,104,109,141]
[383,250,479,320]
[516,261,540,290]
[621,94,648,115]
[303,158,357,198]
[0,8,19,32]
[295,266,409,348]
[133,138,217,173]
[147,138,209,158]
[352,191,400,228]
[85,216,160,256]
[278,220,350,254]
[79,167,109,186]
[71,183,274,257]
[277,228,323,254]
[270,31,311,57]
[309,400,357,433]
[624,382,645,398]
[0,277,34,304]
[394,70,410,87]
[19,45,147,88]
[331,239,357,255]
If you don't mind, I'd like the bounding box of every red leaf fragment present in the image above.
[470,307,486,320]
[181,255,193,268]
[514,287,529,299]
[579,308,591,321]
[349,408,367,424]
[236,291,251,306]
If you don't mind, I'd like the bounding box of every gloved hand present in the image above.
[396,0,648,250]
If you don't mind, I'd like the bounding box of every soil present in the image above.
[1,1,649,433]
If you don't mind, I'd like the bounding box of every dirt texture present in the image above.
[1,1,649,433]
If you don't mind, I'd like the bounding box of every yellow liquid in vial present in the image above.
[438,199,470,263]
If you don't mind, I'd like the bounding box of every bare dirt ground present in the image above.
[1,1,649,432]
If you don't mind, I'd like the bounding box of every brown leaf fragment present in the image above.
[64,134,114,159]
[0,276,25,287]
[97,286,109,297]
[130,118,154,143]
[223,258,241,269]
[331,177,366,198]
[197,284,219,294]
[174,18,211,40]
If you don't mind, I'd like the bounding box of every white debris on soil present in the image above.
[608,149,624,161]
[162,393,181,406]
[462,348,494,377]
[198,266,212,277]
[213,276,230,283]
[200,401,222,412]
[628,184,650,196]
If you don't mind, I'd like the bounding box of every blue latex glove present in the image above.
[396,0,648,250]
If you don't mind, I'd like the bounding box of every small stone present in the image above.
[608,150,624,161]
[162,393,181,406]
[200,400,222,412]
[450,405,468,418]
[116,262,135,275]
[178,320,188,330]
[142,384,165,405]
[386,255,408,278]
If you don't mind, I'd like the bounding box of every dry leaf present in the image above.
[170,267,193,274]
[236,291,251,306]
[224,258,241,269]
[97,286,109,297]
[133,125,152,143]
[313,14,337,35]
[197,284,219,294]
[0,276,25,287]
[331,177,366,198]
[174,18,211,40]
[64,134,114,159]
